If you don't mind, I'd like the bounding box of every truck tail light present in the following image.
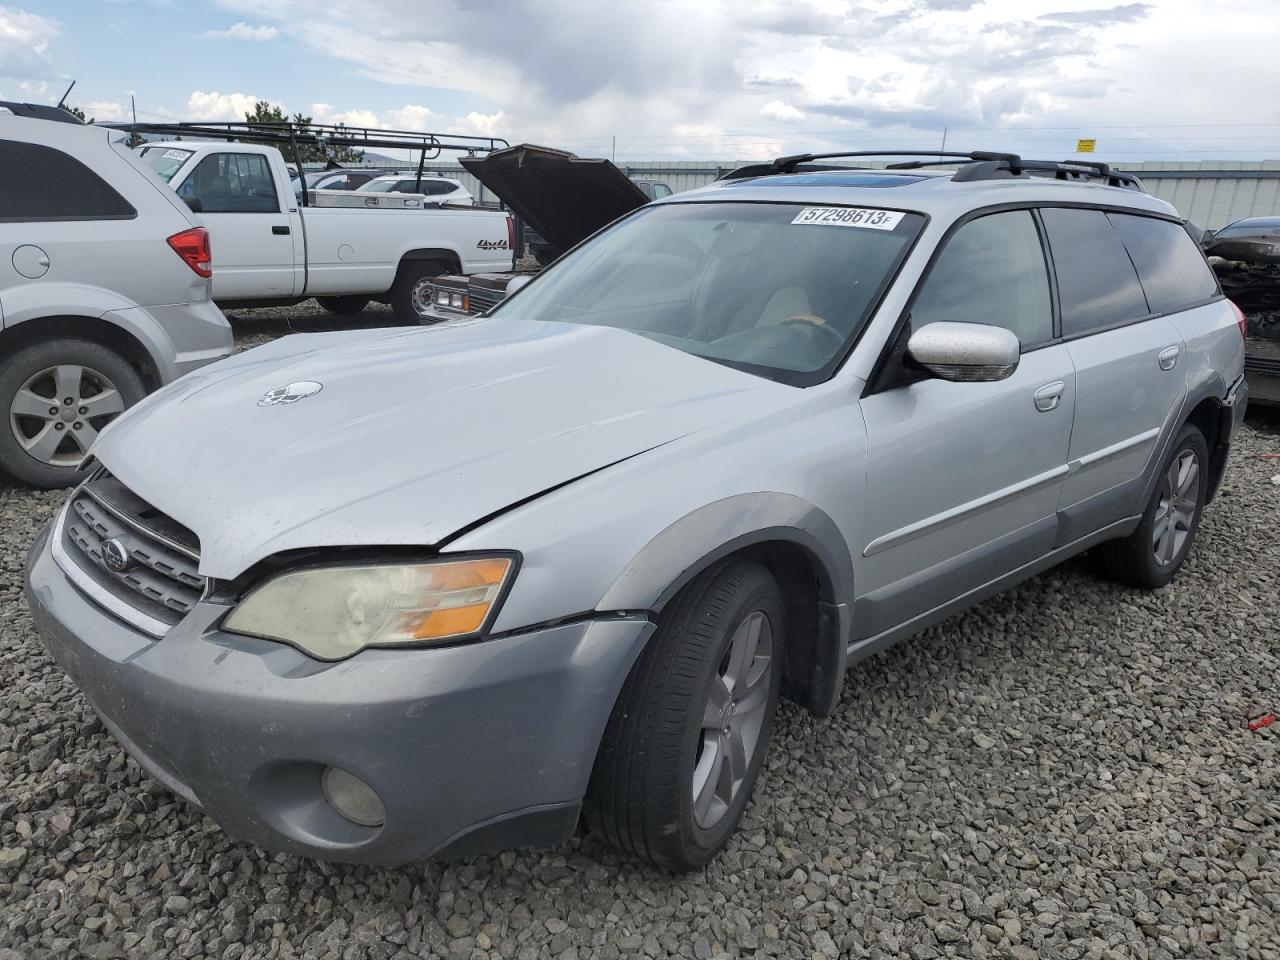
[1228,304,1249,345]
[506,214,515,257]
[167,227,212,278]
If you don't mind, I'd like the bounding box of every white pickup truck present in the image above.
[138,141,515,321]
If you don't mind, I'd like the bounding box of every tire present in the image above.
[0,338,146,489]
[389,260,449,323]
[1095,423,1209,589]
[584,557,786,871]
[316,295,370,315]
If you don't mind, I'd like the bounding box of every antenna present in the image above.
[55,80,75,109]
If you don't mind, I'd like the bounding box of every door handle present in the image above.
[1158,345,1180,371]
[1034,380,1066,413]
[272,225,291,236]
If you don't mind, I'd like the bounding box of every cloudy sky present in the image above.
[4,0,1278,162]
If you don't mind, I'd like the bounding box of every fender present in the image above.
[598,493,854,716]
[1138,369,1227,509]
[0,281,176,381]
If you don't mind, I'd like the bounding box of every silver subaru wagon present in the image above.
[26,151,1247,871]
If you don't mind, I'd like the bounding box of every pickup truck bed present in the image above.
[138,141,515,321]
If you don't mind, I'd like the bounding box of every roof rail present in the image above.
[720,150,1146,192]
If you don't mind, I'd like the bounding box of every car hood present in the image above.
[94,318,781,578]
[461,144,649,258]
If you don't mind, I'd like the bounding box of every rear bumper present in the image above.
[1207,374,1249,502]
[25,522,652,864]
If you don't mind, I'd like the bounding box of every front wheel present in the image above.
[389,260,449,323]
[584,557,786,871]
[0,338,146,488]
[1095,423,1209,589]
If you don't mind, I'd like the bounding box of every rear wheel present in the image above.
[0,338,145,488]
[584,557,785,871]
[389,260,449,323]
[316,295,370,315]
[1095,423,1208,589]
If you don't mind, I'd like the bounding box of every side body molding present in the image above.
[598,493,854,716]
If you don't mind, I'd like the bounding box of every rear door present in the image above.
[175,151,299,300]
[1042,208,1192,538]
[855,210,1076,639]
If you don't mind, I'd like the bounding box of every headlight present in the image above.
[449,291,465,309]
[223,556,515,660]
[434,289,450,306]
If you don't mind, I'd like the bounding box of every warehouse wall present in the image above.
[387,158,1280,229]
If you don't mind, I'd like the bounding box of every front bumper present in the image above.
[25,524,652,864]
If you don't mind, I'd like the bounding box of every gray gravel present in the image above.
[2,301,1278,959]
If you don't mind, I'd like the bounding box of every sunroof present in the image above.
[738,172,928,188]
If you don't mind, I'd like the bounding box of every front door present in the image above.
[855,210,1076,640]
[176,151,299,300]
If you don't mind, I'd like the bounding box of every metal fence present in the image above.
[347,158,1280,229]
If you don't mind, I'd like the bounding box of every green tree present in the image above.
[65,104,90,123]
[243,100,364,165]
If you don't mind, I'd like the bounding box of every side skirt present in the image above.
[845,514,1141,669]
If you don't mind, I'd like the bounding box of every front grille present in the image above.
[1244,354,1280,377]
[467,287,505,315]
[61,472,204,628]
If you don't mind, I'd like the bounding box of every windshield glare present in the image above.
[493,201,923,384]
[139,146,193,182]
[359,179,399,193]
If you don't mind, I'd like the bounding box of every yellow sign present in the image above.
[1076,138,1097,153]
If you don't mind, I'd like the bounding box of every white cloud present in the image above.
[199,0,1280,162]
[205,21,278,41]
[760,100,805,123]
[186,90,272,120]
[18,79,46,97]
[0,5,59,77]
[81,99,129,121]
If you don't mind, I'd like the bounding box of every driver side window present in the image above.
[911,211,1053,348]
[179,153,280,213]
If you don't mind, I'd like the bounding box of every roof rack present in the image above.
[105,120,510,207]
[720,150,1146,192]
[0,100,84,124]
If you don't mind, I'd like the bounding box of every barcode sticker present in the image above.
[791,207,904,230]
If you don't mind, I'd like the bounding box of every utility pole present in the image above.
[131,94,137,125]
[612,135,616,163]
[939,126,948,157]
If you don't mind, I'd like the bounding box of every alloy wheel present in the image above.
[691,610,774,830]
[8,364,125,467]
[1153,449,1199,566]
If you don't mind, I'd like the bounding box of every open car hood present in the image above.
[462,144,649,258]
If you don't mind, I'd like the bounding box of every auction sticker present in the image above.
[791,207,903,230]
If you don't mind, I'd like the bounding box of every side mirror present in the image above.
[183,196,203,213]
[907,321,1020,382]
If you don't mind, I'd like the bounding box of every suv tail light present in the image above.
[167,227,212,278]
[506,214,515,259]
[1229,299,1248,340]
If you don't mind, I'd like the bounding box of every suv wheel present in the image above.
[316,296,370,315]
[389,260,449,323]
[0,338,145,489]
[1095,423,1209,589]
[584,557,785,871]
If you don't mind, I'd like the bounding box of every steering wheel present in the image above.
[782,314,845,350]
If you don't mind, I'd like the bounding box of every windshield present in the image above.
[492,201,924,385]
[359,179,401,193]
[139,146,194,182]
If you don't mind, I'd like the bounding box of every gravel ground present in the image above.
[1,302,1277,960]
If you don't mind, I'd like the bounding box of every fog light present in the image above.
[321,766,385,827]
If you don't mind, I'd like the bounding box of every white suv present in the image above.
[0,103,233,488]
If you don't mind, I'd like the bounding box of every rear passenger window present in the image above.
[0,139,136,222]
[178,153,279,213]
[911,210,1053,347]
[1040,208,1150,336]
[1107,213,1219,313]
